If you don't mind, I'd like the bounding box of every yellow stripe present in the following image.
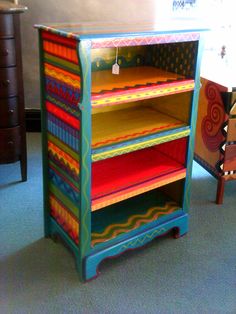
[48,140,79,175]
[92,82,194,107]
[45,63,80,88]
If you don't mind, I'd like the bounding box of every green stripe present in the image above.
[48,133,80,161]
[49,182,79,217]
[44,52,80,75]
[49,159,80,190]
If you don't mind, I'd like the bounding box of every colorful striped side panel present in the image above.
[42,31,81,244]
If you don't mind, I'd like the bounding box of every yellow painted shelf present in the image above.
[91,66,194,107]
[92,106,187,150]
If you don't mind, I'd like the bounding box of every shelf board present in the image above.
[91,190,181,246]
[91,146,186,211]
[91,66,194,107]
[92,106,189,161]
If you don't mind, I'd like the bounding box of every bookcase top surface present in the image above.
[35,20,207,41]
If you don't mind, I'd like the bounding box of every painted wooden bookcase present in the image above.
[36,22,204,281]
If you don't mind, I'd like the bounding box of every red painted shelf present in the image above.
[91,139,187,211]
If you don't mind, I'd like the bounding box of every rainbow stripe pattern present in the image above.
[42,31,81,244]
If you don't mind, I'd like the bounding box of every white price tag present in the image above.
[112,47,120,75]
[112,63,120,75]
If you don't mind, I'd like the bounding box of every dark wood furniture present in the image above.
[0,1,27,181]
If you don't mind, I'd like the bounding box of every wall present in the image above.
[13,0,156,109]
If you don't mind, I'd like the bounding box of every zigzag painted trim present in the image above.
[45,76,80,106]
[46,95,80,118]
[91,201,178,246]
[47,132,79,160]
[45,63,81,88]
[92,129,190,161]
[49,157,79,186]
[48,139,79,173]
[118,227,167,252]
[49,182,79,217]
[92,80,194,107]
[49,169,80,204]
[223,170,236,176]
[91,32,200,48]
[92,122,182,149]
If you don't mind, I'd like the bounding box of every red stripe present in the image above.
[46,101,80,130]
[42,31,77,48]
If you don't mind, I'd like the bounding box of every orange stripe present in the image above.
[45,62,80,82]
[43,41,78,63]
[48,140,79,174]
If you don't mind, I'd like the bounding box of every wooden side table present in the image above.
[0,1,27,181]
[195,72,236,204]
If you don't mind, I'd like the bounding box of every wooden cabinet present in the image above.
[195,76,236,204]
[36,22,204,281]
[0,1,27,180]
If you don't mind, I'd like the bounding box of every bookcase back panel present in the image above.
[160,179,185,204]
[92,46,149,71]
[151,41,198,78]
[149,92,192,124]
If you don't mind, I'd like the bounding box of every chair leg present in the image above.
[216,177,225,204]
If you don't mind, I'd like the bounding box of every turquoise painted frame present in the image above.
[182,36,204,212]
[76,40,92,277]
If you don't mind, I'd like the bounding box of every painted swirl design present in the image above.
[201,82,225,152]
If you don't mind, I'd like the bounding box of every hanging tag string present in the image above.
[115,47,119,64]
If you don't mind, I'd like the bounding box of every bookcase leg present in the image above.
[173,222,188,239]
[216,177,225,205]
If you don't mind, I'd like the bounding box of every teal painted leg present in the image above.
[84,214,188,281]
[173,218,188,239]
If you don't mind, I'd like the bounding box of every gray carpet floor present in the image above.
[1,133,236,314]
